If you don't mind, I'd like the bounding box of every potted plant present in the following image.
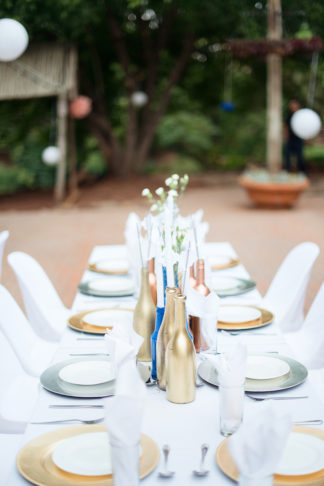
[234,0,322,208]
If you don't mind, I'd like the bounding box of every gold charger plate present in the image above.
[17,424,159,486]
[68,308,134,334]
[218,305,274,330]
[211,257,240,270]
[88,262,128,275]
[216,426,324,485]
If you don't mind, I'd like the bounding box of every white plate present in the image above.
[82,309,133,328]
[209,255,232,266]
[219,306,261,323]
[212,277,242,291]
[58,360,115,386]
[246,356,290,380]
[95,258,129,273]
[276,432,324,476]
[88,277,134,294]
[52,432,113,476]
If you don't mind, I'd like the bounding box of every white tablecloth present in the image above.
[6,242,324,485]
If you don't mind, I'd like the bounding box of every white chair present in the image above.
[0,230,9,281]
[285,282,324,369]
[262,242,320,332]
[0,285,57,376]
[8,251,70,342]
[0,333,40,484]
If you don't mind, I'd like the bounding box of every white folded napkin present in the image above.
[104,330,146,486]
[228,402,292,485]
[124,212,142,296]
[186,286,220,349]
[216,342,247,386]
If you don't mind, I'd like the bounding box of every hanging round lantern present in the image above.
[291,108,322,140]
[69,96,92,119]
[0,18,29,62]
[42,146,61,166]
[131,91,148,108]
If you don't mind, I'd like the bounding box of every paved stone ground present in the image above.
[1,172,323,312]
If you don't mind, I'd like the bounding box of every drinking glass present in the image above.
[219,382,244,436]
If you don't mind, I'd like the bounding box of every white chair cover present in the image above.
[0,332,39,433]
[8,251,69,342]
[0,285,57,377]
[285,282,324,369]
[263,242,319,332]
[0,230,9,281]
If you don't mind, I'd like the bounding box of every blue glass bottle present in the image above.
[151,306,165,380]
[151,264,165,380]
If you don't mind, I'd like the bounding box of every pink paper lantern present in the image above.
[69,96,92,119]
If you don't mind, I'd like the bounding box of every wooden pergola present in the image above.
[0,42,78,201]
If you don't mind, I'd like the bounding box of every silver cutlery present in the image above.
[293,419,323,425]
[49,404,104,409]
[69,353,109,356]
[247,394,308,401]
[158,444,175,478]
[31,417,104,425]
[193,443,209,477]
[76,337,105,341]
[222,331,277,336]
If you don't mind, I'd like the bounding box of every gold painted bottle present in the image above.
[166,294,196,404]
[133,267,156,361]
[156,286,177,390]
[148,258,157,306]
[191,259,210,352]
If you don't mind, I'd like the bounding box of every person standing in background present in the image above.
[284,100,306,173]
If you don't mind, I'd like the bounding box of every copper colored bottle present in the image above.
[148,258,157,305]
[191,259,210,352]
[189,264,197,288]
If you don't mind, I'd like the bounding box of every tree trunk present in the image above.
[266,0,282,174]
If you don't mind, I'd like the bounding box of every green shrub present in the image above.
[83,151,107,176]
[0,165,34,194]
[155,111,216,159]
[146,154,202,175]
[304,144,324,165]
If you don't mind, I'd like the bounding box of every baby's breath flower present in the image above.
[165,177,172,186]
[155,187,164,196]
[142,188,151,197]
[168,189,178,198]
[183,174,189,183]
[172,174,179,180]
[150,203,158,212]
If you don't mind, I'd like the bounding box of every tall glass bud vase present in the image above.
[166,294,196,404]
[133,267,156,362]
[156,287,177,390]
[151,263,165,380]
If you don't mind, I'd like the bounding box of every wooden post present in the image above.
[266,0,282,173]
[68,117,78,194]
[55,93,68,202]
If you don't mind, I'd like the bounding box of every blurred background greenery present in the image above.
[1,0,324,194]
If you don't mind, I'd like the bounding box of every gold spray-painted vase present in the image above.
[133,267,156,361]
[156,286,177,390]
[166,294,196,404]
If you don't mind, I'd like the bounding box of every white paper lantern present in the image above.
[0,18,29,62]
[131,91,148,108]
[42,146,61,166]
[291,108,322,140]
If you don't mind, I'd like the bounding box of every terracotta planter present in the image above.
[238,176,310,208]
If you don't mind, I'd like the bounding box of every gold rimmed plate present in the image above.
[210,255,240,270]
[88,258,129,275]
[216,426,324,485]
[198,353,308,393]
[218,305,274,330]
[17,424,159,486]
[68,308,134,335]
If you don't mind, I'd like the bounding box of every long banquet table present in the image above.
[6,242,324,485]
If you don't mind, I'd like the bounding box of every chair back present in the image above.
[8,251,67,341]
[263,242,320,331]
[0,230,9,281]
